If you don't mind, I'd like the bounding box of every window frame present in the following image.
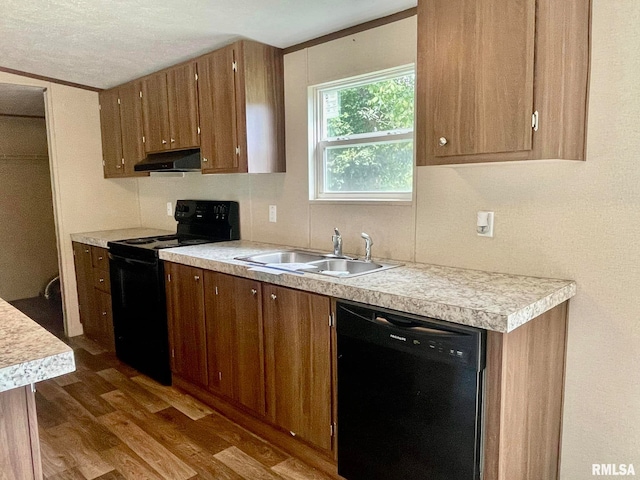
[309,64,416,202]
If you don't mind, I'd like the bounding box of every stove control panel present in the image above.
[174,200,240,241]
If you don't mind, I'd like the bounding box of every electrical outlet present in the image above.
[166,202,173,216]
[477,211,494,237]
[269,205,277,223]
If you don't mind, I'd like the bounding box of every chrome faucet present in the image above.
[332,228,343,257]
[361,232,373,262]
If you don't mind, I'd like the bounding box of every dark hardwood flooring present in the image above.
[36,336,336,480]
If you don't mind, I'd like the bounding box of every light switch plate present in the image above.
[166,202,173,216]
[269,205,277,223]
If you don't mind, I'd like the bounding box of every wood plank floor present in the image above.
[36,336,338,480]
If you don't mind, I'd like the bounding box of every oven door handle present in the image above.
[108,253,158,267]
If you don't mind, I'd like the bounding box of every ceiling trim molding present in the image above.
[0,66,102,92]
[282,7,417,55]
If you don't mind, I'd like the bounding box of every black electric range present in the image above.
[107,200,240,385]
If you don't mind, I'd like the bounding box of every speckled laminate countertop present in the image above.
[157,241,576,333]
[71,227,174,248]
[71,231,576,333]
[0,298,75,393]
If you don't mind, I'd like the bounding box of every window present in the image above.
[311,66,415,201]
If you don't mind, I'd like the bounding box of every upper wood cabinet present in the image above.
[416,0,591,165]
[98,82,147,178]
[198,40,285,174]
[141,62,200,153]
[262,284,333,453]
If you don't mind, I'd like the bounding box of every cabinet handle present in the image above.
[102,311,107,316]
[194,275,200,281]
[116,165,122,169]
[251,288,257,295]
[99,278,105,283]
[162,139,167,144]
[203,158,208,163]
[98,256,103,261]
[270,293,277,300]
[84,249,89,253]
[170,138,175,143]
[438,136,448,147]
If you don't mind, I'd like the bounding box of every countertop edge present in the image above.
[69,232,576,333]
[156,248,576,333]
[0,350,76,393]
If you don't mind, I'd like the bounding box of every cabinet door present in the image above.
[236,40,286,173]
[167,62,200,150]
[263,285,332,452]
[118,81,147,175]
[204,272,265,415]
[95,290,115,352]
[198,46,240,173]
[166,263,208,387]
[98,88,124,177]
[142,72,170,153]
[72,242,97,336]
[417,0,535,160]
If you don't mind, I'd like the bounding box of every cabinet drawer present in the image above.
[93,269,111,293]
[91,247,109,271]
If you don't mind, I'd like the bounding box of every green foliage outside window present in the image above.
[322,73,415,193]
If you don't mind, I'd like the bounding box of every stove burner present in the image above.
[124,238,156,245]
[180,239,211,245]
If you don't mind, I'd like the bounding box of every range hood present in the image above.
[134,149,201,172]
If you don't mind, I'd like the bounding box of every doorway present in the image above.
[0,83,64,337]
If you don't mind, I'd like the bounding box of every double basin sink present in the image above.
[235,250,401,278]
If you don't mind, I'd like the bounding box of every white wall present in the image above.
[0,72,142,335]
[135,4,640,475]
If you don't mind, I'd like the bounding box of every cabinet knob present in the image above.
[99,278,105,283]
[251,289,257,295]
[162,139,167,144]
[98,256,103,261]
[170,138,175,143]
[84,249,89,253]
[438,136,448,147]
[270,293,277,300]
[102,311,107,316]
[194,275,200,281]
[203,158,208,163]
[116,165,122,169]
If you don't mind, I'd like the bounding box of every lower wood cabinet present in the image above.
[262,284,333,453]
[0,385,42,480]
[165,263,208,387]
[204,272,265,415]
[72,242,115,351]
[165,263,334,455]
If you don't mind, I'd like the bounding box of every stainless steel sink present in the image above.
[235,249,402,277]
[235,250,327,265]
[308,258,383,275]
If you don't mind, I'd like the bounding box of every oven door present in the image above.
[109,252,171,385]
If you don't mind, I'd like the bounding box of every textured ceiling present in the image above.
[0,83,45,116]
[0,0,416,90]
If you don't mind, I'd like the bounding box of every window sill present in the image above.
[309,198,413,207]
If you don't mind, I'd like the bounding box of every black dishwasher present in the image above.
[337,300,486,480]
